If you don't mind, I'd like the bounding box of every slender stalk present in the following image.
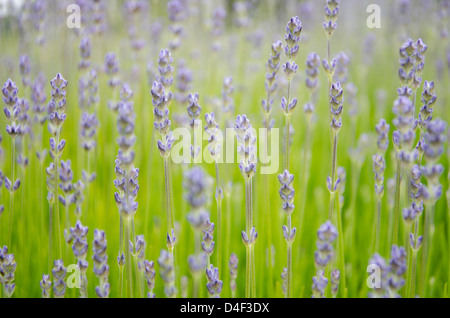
[48,203,53,274]
[375,198,381,252]
[336,195,347,297]
[54,129,62,259]
[285,79,291,171]
[409,250,418,298]
[299,121,311,236]
[420,203,434,297]
[7,140,15,247]
[244,178,255,298]
[124,217,133,298]
[328,133,338,221]
[285,116,290,171]
[164,158,173,230]
[119,215,124,298]
[163,157,176,297]
[214,161,222,276]
[286,212,292,298]
[392,157,402,245]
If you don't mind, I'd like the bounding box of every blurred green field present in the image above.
[0,0,450,298]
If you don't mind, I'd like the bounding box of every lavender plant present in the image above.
[2,79,22,247]
[205,265,223,298]
[113,83,140,298]
[0,246,16,298]
[235,114,257,298]
[281,16,302,170]
[204,112,223,271]
[373,119,390,252]
[92,229,110,298]
[69,220,89,298]
[52,259,67,298]
[419,118,447,296]
[313,221,338,297]
[278,170,296,298]
[47,73,68,265]
[39,274,51,298]
[229,253,238,298]
[158,249,176,298]
[143,260,156,298]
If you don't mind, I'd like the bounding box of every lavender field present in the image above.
[0,0,450,299]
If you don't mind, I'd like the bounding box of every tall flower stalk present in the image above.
[184,166,210,297]
[261,41,282,291]
[278,170,296,298]
[313,221,338,298]
[281,17,302,171]
[373,119,390,252]
[47,73,68,264]
[92,229,110,298]
[152,50,176,286]
[327,82,344,221]
[2,79,22,247]
[229,253,238,298]
[419,118,446,296]
[68,220,89,298]
[235,114,257,298]
[205,112,223,273]
[392,95,416,245]
[113,83,140,298]
[299,52,320,234]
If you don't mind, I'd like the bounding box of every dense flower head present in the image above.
[375,118,390,153]
[330,82,344,133]
[158,49,174,88]
[387,245,407,297]
[187,92,201,128]
[158,249,177,298]
[201,219,215,256]
[323,0,340,36]
[47,73,68,135]
[418,81,436,131]
[206,265,223,298]
[314,221,338,270]
[311,270,328,298]
[368,253,389,298]
[284,16,302,60]
[423,118,446,163]
[235,114,257,179]
[278,170,295,215]
[40,274,52,298]
[229,253,238,293]
[305,52,321,90]
[143,260,156,298]
[204,112,221,162]
[52,259,67,298]
[184,166,211,229]
[31,73,47,125]
[373,154,386,198]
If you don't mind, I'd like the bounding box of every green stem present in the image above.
[7,139,15,247]
[392,156,402,246]
[410,251,418,298]
[119,215,124,298]
[214,161,222,277]
[299,121,311,236]
[125,217,133,298]
[328,133,338,221]
[336,195,346,297]
[48,203,53,275]
[420,203,434,297]
[375,198,381,253]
